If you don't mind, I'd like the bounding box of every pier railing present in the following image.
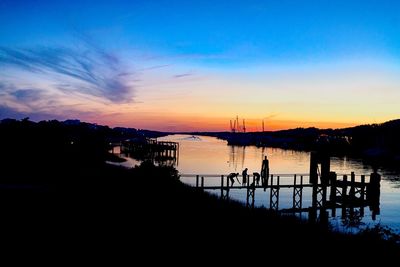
[179,171,380,223]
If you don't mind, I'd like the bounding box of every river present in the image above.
[119,134,400,233]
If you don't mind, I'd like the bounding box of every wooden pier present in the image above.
[179,170,381,223]
[121,138,179,165]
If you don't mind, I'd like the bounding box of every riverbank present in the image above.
[1,118,399,261]
[2,162,399,260]
[190,119,400,167]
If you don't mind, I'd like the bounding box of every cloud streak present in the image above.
[11,89,46,102]
[0,43,134,103]
[173,73,193,79]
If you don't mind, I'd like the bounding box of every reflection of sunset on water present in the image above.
[159,134,400,232]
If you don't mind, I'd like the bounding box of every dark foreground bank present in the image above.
[0,119,399,262]
[1,162,399,262]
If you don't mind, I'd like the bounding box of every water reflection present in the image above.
[158,134,400,232]
[120,138,179,167]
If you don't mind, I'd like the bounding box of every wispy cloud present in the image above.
[263,113,279,120]
[11,89,46,102]
[0,42,134,103]
[173,72,193,79]
[138,64,171,71]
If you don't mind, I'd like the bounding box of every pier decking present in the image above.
[180,171,381,223]
[120,137,179,165]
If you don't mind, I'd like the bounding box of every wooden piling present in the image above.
[312,184,317,208]
[226,175,230,199]
[300,175,303,209]
[341,174,348,219]
[330,172,337,203]
[309,151,318,184]
[276,176,280,209]
[350,172,355,200]
[220,175,224,197]
[360,175,365,216]
[330,172,337,217]
[360,175,365,200]
[269,175,274,207]
[201,176,204,188]
[342,175,348,202]
[251,176,255,208]
[246,177,250,206]
[196,175,199,188]
[293,174,297,208]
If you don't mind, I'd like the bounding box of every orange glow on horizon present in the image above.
[95,114,360,132]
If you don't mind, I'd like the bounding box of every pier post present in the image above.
[312,183,317,208]
[322,184,327,206]
[292,174,297,209]
[226,175,230,199]
[220,175,224,198]
[201,176,204,189]
[196,175,199,188]
[269,175,274,209]
[367,170,381,220]
[360,175,365,216]
[246,176,250,206]
[309,152,318,184]
[329,172,337,203]
[350,172,355,200]
[342,175,348,202]
[276,176,280,210]
[251,175,255,208]
[360,175,365,201]
[300,175,303,209]
[341,175,348,218]
[330,172,337,217]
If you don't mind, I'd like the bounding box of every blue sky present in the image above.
[2,0,399,62]
[1,0,400,130]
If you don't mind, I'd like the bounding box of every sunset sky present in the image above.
[1,0,400,131]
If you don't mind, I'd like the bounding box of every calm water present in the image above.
[155,134,400,233]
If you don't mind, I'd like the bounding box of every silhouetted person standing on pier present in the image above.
[242,168,248,186]
[261,156,269,190]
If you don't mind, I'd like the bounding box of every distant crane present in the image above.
[229,116,247,133]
